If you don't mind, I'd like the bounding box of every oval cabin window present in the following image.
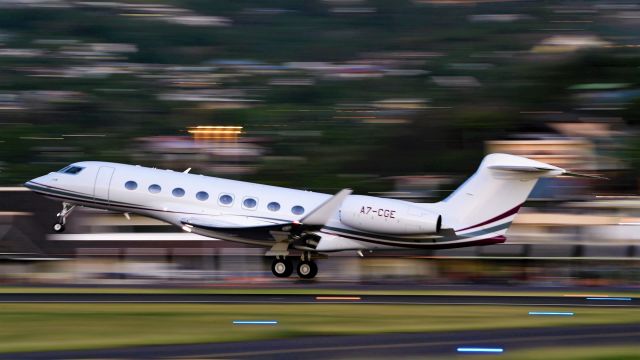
[267,202,281,212]
[172,188,185,197]
[219,194,233,205]
[196,191,209,201]
[125,181,138,190]
[243,197,257,209]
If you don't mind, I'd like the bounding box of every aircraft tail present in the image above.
[436,153,566,237]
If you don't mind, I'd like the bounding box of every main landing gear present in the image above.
[271,252,318,279]
[296,260,318,279]
[271,257,294,278]
[53,202,75,233]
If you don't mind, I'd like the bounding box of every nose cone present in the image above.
[24,179,37,190]
[24,175,49,190]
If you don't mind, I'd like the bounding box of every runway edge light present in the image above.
[457,347,504,353]
[528,311,574,316]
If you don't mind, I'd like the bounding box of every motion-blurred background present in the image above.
[0,0,639,288]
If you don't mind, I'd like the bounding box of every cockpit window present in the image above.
[58,166,84,175]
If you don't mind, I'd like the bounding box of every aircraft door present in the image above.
[94,166,114,202]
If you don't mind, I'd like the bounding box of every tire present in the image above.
[271,258,293,278]
[53,223,65,233]
[297,261,318,279]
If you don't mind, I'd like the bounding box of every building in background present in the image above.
[135,126,266,175]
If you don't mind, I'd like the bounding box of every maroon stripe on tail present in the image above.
[488,235,507,243]
[455,203,524,232]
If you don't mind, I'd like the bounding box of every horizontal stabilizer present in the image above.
[562,171,609,180]
[490,165,607,180]
[489,165,562,173]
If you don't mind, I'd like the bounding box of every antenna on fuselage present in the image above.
[183,168,191,174]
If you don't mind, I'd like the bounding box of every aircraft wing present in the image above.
[181,216,293,241]
[300,188,352,226]
[181,188,353,243]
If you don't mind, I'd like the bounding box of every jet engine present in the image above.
[338,195,442,235]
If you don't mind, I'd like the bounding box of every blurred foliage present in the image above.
[0,0,639,192]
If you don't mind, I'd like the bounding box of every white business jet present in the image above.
[24,153,598,279]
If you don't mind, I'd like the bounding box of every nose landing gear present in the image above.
[53,223,65,232]
[53,202,75,233]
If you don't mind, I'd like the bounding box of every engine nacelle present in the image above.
[339,195,442,235]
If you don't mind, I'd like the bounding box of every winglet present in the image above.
[301,188,352,226]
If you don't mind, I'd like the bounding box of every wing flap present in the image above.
[182,216,287,229]
[181,217,292,241]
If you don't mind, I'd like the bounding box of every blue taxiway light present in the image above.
[233,320,278,325]
[586,297,632,301]
[528,311,574,316]
[457,347,504,353]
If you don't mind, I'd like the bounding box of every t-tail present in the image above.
[436,153,600,241]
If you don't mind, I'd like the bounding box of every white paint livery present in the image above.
[25,153,580,279]
[339,195,442,235]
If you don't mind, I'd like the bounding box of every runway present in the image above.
[0,293,637,359]
[1,323,638,359]
[0,293,636,307]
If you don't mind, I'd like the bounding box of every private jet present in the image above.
[24,153,599,279]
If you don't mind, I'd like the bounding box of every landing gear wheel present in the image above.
[271,258,293,278]
[52,202,75,234]
[297,261,318,279]
[53,223,65,233]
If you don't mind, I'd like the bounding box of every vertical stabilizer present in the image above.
[438,154,564,236]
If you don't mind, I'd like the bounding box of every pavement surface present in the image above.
[0,292,636,307]
[0,293,636,359]
[0,324,638,359]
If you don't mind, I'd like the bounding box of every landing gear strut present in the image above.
[296,252,318,280]
[271,257,293,278]
[53,202,75,233]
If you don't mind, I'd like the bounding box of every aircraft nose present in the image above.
[24,174,51,190]
[24,178,38,189]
